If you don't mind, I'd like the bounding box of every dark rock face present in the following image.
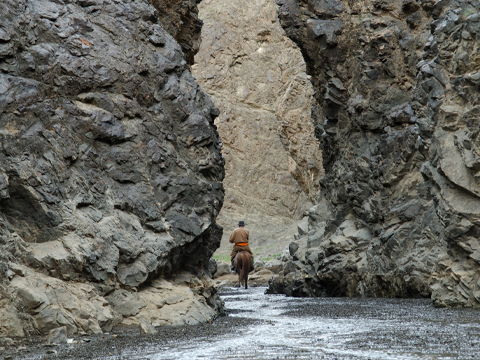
[151,0,204,65]
[269,0,480,307]
[0,0,224,335]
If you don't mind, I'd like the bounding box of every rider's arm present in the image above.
[229,230,235,243]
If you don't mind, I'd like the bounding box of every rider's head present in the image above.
[238,220,245,227]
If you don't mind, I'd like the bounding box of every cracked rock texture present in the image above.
[192,0,323,259]
[267,0,480,307]
[0,0,225,337]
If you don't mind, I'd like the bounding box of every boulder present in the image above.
[13,281,49,310]
[0,305,25,337]
[289,236,309,263]
[297,217,309,236]
[140,322,158,335]
[264,260,284,274]
[277,250,290,262]
[214,261,231,278]
[208,258,218,277]
[253,259,265,271]
[106,290,146,317]
[48,327,67,344]
[289,242,299,257]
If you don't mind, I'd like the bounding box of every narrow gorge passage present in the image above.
[192,0,323,262]
[3,0,480,354]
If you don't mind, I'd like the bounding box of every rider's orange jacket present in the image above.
[229,227,249,245]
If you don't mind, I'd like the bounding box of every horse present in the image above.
[233,250,252,289]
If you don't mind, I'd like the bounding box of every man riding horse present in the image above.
[230,220,254,271]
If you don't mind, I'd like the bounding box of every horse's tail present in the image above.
[240,252,250,286]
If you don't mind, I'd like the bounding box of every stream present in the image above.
[15,286,480,360]
[124,286,480,360]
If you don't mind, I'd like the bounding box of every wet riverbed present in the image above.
[137,287,480,360]
[8,287,480,359]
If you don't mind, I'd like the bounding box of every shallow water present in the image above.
[123,287,480,360]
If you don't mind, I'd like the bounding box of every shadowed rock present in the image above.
[0,0,225,336]
[269,0,480,307]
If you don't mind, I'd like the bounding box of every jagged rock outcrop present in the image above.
[0,0,224,337]
[192,0,323,259]
[151,0,204,65]
[268,0,480,307]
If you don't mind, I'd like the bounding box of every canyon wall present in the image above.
[0,0,225,337]
[268,0,480,307]
[192,0,323,259]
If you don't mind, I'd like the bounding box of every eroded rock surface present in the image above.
[0,0,224,337]
[268,0,480,307]
[192,0,323,259]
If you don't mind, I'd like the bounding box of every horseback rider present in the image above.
[230,220,254,271]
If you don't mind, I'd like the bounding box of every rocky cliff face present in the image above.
[151,0,203,65]
[192,0,323,259]
[268,0,480,307]
[0,0,225,337]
